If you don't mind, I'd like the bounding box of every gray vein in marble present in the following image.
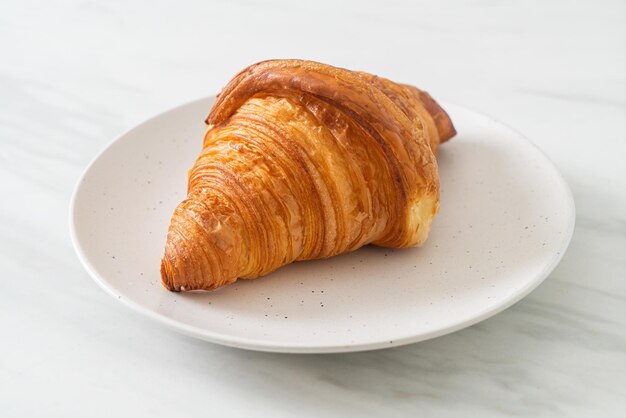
[520,88,626,109]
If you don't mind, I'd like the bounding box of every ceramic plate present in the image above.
[70,96,575,353]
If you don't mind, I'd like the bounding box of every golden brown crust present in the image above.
[161,59,456,291]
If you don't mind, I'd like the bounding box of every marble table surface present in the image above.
[1,0,625,416]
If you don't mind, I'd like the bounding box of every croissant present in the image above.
[161,59,456,291]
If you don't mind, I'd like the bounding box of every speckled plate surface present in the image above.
[70,96,575,353]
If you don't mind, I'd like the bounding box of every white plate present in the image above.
[70,96,575,353]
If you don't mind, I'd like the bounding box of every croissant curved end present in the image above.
[407,194,439,246]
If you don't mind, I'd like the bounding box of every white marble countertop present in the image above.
[1,0,625,416]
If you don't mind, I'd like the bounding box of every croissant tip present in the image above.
[446,123,457,142]
[160,259,180,292]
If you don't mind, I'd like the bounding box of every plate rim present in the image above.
[69,96,576,353]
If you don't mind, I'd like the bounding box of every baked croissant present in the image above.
[161,59,455,291]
